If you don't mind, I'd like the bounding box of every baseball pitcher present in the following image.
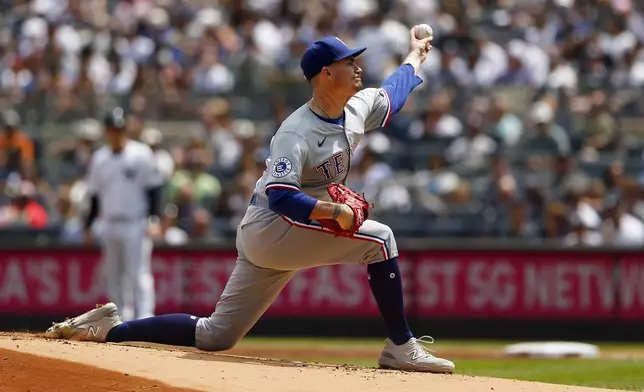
[83,108,164,321]
[46,26,455,373]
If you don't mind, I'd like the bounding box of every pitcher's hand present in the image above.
[409,26,433,63]
[335,204,356,231]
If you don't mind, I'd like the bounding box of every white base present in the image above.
[503,341,600,358]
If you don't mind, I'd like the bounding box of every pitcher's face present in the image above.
[326,56,363,95]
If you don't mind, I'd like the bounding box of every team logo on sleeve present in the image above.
[272,157,292,178]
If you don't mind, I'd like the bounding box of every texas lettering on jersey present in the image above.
[250,87,391,205]
[315,150,348,181]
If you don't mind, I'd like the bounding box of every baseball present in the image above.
[414,24,433,40]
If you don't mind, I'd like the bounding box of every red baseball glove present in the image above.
[318,183,374,236]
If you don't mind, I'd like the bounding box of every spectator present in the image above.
[420,91,463,140]
[159,205,189,246]
[523,101,570,159]
[55,185,83,244]
[599,12,637,64]
[524,5,561,49]
[483,155,522,236]
[167,148,221,210]
[0,180,48,228]
[603,161,625,199]
[545,50,579,94]
[225,168,261,228]
[140,127,175,181]
[98,52,138,95]
[521,180,548,238]
[449,29,509,88]
[550,155,590,201]
[201,98,242,174]
[445,111,497,169]
[0,110,34,176]
[496,40,536,86]
[192,47,235,94]
[562,180,603,232]
[170,183,199,233]
[545,201,569,239]
[52,118,100,180]
[583,91,618,153]
[600,194,644,246]
[487,94,523,147]
[351,139,412,212]
[191,208,219,242]
[563,212,603,246]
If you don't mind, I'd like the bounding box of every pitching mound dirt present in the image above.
[0,348,200,392]
[0,334,623,392]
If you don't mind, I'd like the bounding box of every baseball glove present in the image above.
[318,183,374,236]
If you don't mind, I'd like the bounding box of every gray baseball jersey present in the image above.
[195,87,400,351]
[241,87,392,225]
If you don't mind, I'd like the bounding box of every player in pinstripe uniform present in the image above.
[83,108,163,321]
[46,27,455,373]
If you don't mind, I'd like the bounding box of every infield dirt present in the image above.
[0,333,630,392]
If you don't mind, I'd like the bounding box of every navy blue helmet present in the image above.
[103,107,126,130]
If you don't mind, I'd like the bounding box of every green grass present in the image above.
[240,337,644,351]
[237,338,644,391]
[457,358,644,391]
[271,356,644,391]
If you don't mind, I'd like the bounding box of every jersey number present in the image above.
[316,151,347,180]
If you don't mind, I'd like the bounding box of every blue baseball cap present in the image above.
[300,36,366,81]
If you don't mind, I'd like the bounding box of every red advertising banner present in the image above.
[0,249,102,315]
[414,252,615,319]
[0,248,638,319]
[617,256,644,319]
[0,249,407,317]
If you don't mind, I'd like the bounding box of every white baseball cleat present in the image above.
[45,303,122,343]
[378,335,455,373]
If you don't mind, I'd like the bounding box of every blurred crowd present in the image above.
[1,0,644,246]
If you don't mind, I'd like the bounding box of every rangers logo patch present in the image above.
[272,157,292,178]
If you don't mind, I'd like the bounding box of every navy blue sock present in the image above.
[367,258,413,345]
[106,314,198,347]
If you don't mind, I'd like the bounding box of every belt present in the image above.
[104,216,145,222]
[249,194,269,209]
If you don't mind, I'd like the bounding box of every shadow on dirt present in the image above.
[177,350,370,372]
[114,341,373,370]
[108,341,390,374]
